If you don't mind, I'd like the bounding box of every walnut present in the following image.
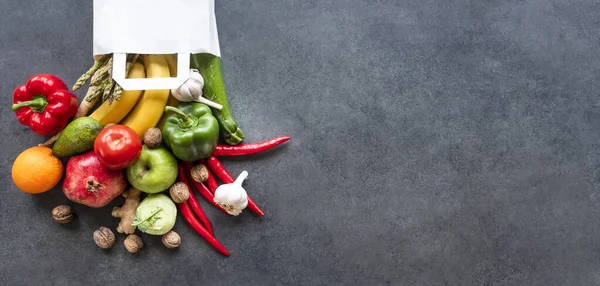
[162,231,181,249]
[93,227,115,249]
[52,205,74,224]
[190,164,208,183]
[124,234,144,253]
[169,182,190,203]
[143,128,162,148]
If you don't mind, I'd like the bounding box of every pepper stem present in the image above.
[164,106,191,123]
[132,207,163,227]
[11,97,48,112]
[164,106,198,129]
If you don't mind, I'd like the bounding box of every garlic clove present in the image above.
[187,80,203,98]
[170,69,224,110]
[214,171,249,216]
[189,69,205,84]
[172,84,192,102]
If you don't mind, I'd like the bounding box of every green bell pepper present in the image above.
[161,103,219,161]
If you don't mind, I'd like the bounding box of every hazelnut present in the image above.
[52,205,74,224]
[93,227,115,249]
[124,234,144,253]
[190,164,209,183]
[169,182,190,203]
[162,231,181,249]
[143,128,162,148]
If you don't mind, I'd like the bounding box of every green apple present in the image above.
[126,145,177,194]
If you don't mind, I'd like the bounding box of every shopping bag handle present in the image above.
[112,53,190,90]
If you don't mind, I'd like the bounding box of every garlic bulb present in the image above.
[213,171,249,216]
[171,69,223,110]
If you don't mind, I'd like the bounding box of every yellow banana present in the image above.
[89,62,146,125]
[164,54,181,107]
[120,55,170,137]
[165,54,177,76]
[156,54,181,129]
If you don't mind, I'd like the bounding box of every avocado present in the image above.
[52,117,103,157]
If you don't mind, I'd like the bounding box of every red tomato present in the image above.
[94,125,142,170]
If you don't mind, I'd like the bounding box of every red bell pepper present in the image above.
[12,74,78,135]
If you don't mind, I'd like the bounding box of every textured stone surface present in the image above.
[1,0,600,285]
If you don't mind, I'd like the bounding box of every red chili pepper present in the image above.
[187,189,214,235]
[183,162,229,214]
[206,156,235,182]
[12,74,78,135]
[206,169,219,194]
[177,201,230,256]
[178,164,213,234]
[206,156,265,216]
[212,136,291,156]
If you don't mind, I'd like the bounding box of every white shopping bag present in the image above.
[93,0,221,90]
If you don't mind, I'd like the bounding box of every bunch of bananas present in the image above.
[83,54,179,137]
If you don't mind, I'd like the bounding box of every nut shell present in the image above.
[52,205,74,224]
[93,227,115,249]
[124,234,144,253]
[190,164,209,183]
[143,128,162,148]
[169,182,190,203]
[162,231,181,249]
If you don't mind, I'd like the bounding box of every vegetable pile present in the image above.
[10,53,290,255]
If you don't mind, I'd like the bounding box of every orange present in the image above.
[12,146,63,194]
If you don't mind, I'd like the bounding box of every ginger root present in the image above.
[112,188,141,234]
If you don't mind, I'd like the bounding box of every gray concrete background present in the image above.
[1,0,600,285]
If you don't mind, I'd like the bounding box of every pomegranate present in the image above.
[63,151,127,208]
